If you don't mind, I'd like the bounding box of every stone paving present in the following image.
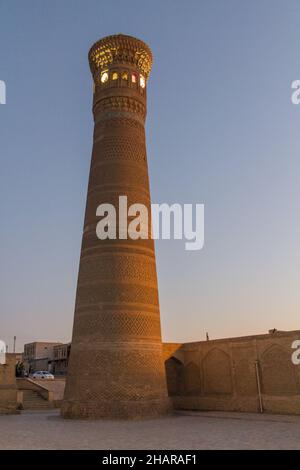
[0,410,300,450]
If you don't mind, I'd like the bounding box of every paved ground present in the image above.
[0,410,300,449]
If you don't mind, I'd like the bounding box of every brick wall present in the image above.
[163,330,300,415]
[0,354,19,414]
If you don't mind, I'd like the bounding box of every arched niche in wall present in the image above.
[203,348,233,395]
[260,344,298,395]
[165,357,184,396]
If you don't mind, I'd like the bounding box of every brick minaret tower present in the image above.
[61,34,170,419]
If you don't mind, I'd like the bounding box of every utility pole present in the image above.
[13,336,16,353]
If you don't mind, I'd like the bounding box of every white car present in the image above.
[32,371,54,380]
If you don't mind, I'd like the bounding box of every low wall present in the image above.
[17,377,66,406]
[17,378,55,401]
[32,378,65,402]
[163,330,300,415]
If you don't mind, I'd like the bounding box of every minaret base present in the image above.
[61,398,172,420]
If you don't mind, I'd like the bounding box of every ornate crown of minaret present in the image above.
[61,34,170,419]
[89,34,152,80]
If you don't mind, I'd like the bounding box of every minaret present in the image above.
[61,34,170,419]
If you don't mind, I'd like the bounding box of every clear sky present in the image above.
[1,0,300,352]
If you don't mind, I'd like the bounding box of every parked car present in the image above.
[32,371,54,380]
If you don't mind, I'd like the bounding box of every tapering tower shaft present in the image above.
[62,34,170,419]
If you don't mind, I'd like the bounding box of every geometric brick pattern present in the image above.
[78,254,158,286]
[72,310,162,341]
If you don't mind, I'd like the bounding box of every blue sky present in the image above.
[1,0,300,351]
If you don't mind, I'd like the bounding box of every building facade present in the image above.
[23,342,61,374]
[53,343,71,375]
